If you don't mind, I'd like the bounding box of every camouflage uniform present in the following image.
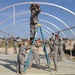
[58,39,66,61]
[30,4,41,40]
[13,40,17,54]
[28,45,40,68]
[17,45,29,74]
[53,39,59,69]
[5,40,8,54]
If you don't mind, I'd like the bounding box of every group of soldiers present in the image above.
[17,38,41,74]
[2,3,67,75]
[4,39,17,54]
[16,3,67,74]
[16,34,66,74]
[4,34,66,74]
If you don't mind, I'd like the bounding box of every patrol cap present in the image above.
[55,34,58,37]
[55,33,60,37]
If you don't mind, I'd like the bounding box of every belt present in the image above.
[21,53,25,57]
[54,44,59,46]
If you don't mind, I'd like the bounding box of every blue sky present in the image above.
[0,0,75,39]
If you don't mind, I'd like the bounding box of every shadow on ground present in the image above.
[0,59,17,73]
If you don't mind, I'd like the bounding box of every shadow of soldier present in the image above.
[0,59,17,73]
[29,63,49,71]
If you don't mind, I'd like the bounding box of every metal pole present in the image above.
[13,5,15,26]
[0,30,13,37]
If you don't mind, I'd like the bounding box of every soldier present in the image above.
[13,39,17,54]
[49,33,55,58]
[28,39,41,69]
[50,35,59,71]
[58,38,66,61]
[24,39,29,58]
[49,38,54,58]
[5,39,8,54]
[17,42,30,74]
[30,3,41,40]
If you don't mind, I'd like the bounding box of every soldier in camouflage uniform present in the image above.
[17,42,30,74]
[30,3,41,41]
[28,39,41,69]
[58,38,66,61]
[5,39,8,54]
[50,35,59,71]
[13,39,17,54]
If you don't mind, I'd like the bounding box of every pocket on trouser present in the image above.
[19,55,25,65]
[20,59,25,65]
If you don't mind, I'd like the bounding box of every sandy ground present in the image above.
[0,47,75,75]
